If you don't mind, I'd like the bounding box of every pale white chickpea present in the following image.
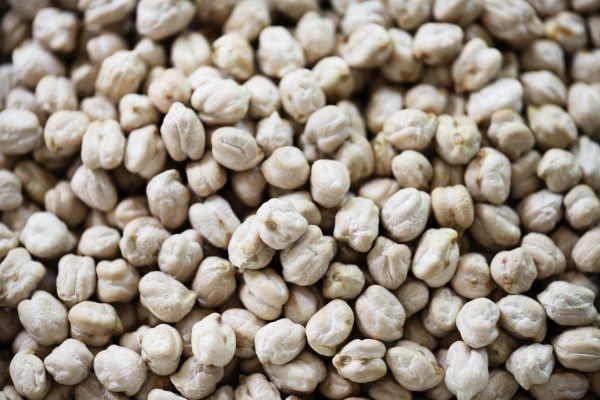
[68,301,123,347]
[254,318,306,365]
[256,198,308,251]
[244,79,281,121]
[139,271,197,323]
[322,262,365,301]
[381,188,431,243]
[9,350,51,400]
[192,313,236,368]
[456,298,500,348]
[537,281,597,326]
[17,290,68,346]
[366,85,404,134]
[306,299,354,356]
[385,340,444,391]
[261,146,310,190]
[224,0,271,41]
[124,125,167,179]
[355,285,406,342]
[334,197,379,253]
[391,150,433,190]
[435,114,481,165]
[264,352,327,395]
[279,68,325,124]
[192,256,236,308]
[171,32,211,77]
[444,341,489,400]
[228,215,276,271]
[258,26,306,79]
[94,344,148,396]
[211,127,263,172]
[239,268,289,321]
[497,295,547,342]
[412,228,460,288]
[96,259,140,303]
[44,339,93,386]
[422,287,464,337]
[506,344,555,390]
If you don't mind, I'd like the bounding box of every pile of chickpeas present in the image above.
[0,0,600,399]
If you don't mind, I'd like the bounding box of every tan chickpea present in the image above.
[96,259,140,303]
[322,262,365,301]
[521,232,566,279]
[528,104,577,150]
[312,57,355,101]
[17,290,68,346]
[261,146,310,190]
[239,268,289,321]
[341,23,392,68]
[551,225,579,271]
[95,50,146,102]
[391,150,433,190]
[44,181,87,227]
[506,344,554,390]
[552,327,600,372]
[366,85,403,134]
[231,169,266,209]
[192,257,236,308]
[467,79,523,124]
[186,152,227,197]
[465,147,511,204]
[394,278,429,318]
[139,271,196,323]
[135,0,194,40]
[487,109,535,161]
[435,114,481,165]
[497,295,547,342]
[0,170,22,212]
[319,364,359,400]
[452,38,501,93]
[283,285,323,326]
[469,204,521,250]
[279,68,325,124]
[234,373,280,400]
[537,281,597,326]
[536,149,581,193]
[422,287,464,337]
[481,0,543,46]
[572,227,600,273]
[44,339,93,386]
[430,185,474,231]
[491,247,537,294]
[68,301,123,347]
[221,308,265,359]
[381,29,422,83]
[358,178,399,209]
[119,217,170,267]
[145,170,189,230]
[332,339,387,384]
[55,254,95,308]
[568,83,600,137]
[258,26,305,78]
[486,329,519,368]
[386,340,444,391]
[0,248,46,307]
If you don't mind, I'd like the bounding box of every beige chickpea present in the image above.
[68,301,123,347]
[405,83,448,115]
[240,268,289,321]
[124,125,167,179]
[382,109,436,151]
[545,11,587,53]
[456,298,500,348]
[148,389,187,400]
[135,0,194,40]
[422,287,464,337]
[119,217,169,267]
[342,23,392,68]
[444,341,488,400]
[0,109,42,155]
[497,294,547,342]
[95,50,146,102]
[538,281,597,326]
[70,165,117,212]
[211,127,263,171]
[305,299,354,356]
[528,104,577,150]
[386,340,444,391]
[34,75,77,115]
[33,7,77,52]
[94,345,147,396]
[224,0,270,41]
[231,169,266,209]
[9,351,50,400]
[86,33,128,67]
[486,329,519,368]
[355,285,406,341]
[572,227,600,273]
[255,198,308,250]
[119,93,158,132]
[465,147,512,204]
[467,78,524,124]
[331,339,387,384]
[192,257,236,308]
[134,38,166,68]
[305,105,353,153]
[521,71,566,106]
[159,102,205,161]
[366,86,404,135]
[385,0,430,29]
[319,364,359,400]
[80,118,126,170]
[17,290,68,346]
[487,109,535,161]
[358,178,399,209]
[511,150,542,200]
[521,39,565,78]
[334,197,379,253]
[191,313,236,368]
[280,225,336,286]
[518,190,564,233]
[469,204,521,250]
[77,225,120,259]
[431,185,474,231]
[257,26,305,79]
[537,149,581,193]
[281,70,326,126]
[147,69,191,114]
[435,114,481,165]
[261,146,310,191]
[491,247,537,294]
[171,32,211,77]
[382,188,431,242]
[42,110,88,156]
[506,344,554,390]
[211,33,254,82]
[146,170,189,230]
[381,29,423,83]
[310,160,351,209]
[13,160,56,205]
[19,211,75,259]
[255,318,306,365]
[56,254,96,307]
[552,327,600,372]
[340,1,390,35]
[412,228,460,288]
[283,285,322,326]
[403,315,439,351]
[96,259,140,303]
[44,339,93,386]
[312,57,355,101]
[0,248,45,307]
[413,22,463,66]
[564,185,600,230]
[551,226,579,271]
[370,133,397,178]
[568,83,600,137]
[221,308,265,359]
[73,372,127,400]
[156,230,202,282]
[433,0,482,25]
[228,215,275,271]
[254,113,292,158]
[243,78,281,121]
[530,370,589,400]
[139,271,196,323]
[366,236,410,290]
[472,368,519,400]
[395,278,429,318]
[44,181,87,227]
[0,223,18,259]
[80,95,117,121]
[322,262,365,301]
[191,195,240,249]
[295,11,336,65]
[521,232,566,279]
[0,170,22,212]
[391,150,432,190]
[235,373,280,400]
[175,309,212,358]
[264,352,326,395]
[12,41,65,89]
[481,0,543,46]
[186,152,227,197]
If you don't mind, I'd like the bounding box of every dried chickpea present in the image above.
[497,295,547,342]
[56,254,96,307]
[341,23,392,68]
[506,344,554,390]
[192,257,236,308]
[135,0,195,41]
[444,341,488,400]
[413,23,464,66]
[228,215,275,271]
[68,301,123,347]
[537,281,597,326]
[139,271,196,323]
[239,268,289,321]
[527,104,577,150]
[264,352,326,395]
[258,26,305,79]
[382,188,431,242]
[332,339,387,384]
[17,290,68,346]
[19,211,75,258]
[211,127,263,172]
[95,50,147,102]
[465,147,511,205]
[355,285,406,341]
[537,149,581,193]
[44,339,93,386]
[279,68,325,124]
[9,350,50,400]
[322,262,366,301]
[261,146,310,190]
[224,0,270,41]
[456,298,500,348]
[385,340,444,391]
[422,287,464,337]
[255,318,306,365]
[192,313,236,367]
[412,228,460,288]
[552,327,600,372]
[96,259,140,303]
[487,109,535,161]
[306,299,354,356]
[94,344,147,396]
